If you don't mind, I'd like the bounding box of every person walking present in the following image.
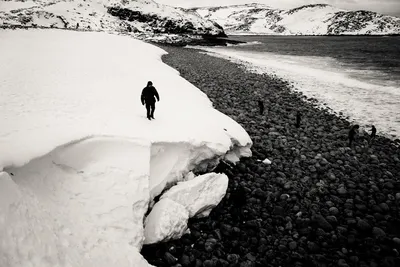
[296,111,301,128]
[369,125,377,144]
[348,124,360,147]
[141,81,160,120]
[258,99,264,115]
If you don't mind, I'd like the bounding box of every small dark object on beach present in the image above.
[258,100,264,115]
[230,184,246,220]
[348,124,360,147]
[296,111,301,128]
[76,23,79,29]
[163,252,177,265]
[141,81,160,120]
[369,125,377,144]
[231,184,246,205]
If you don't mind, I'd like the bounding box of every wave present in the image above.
[227,41,263,46]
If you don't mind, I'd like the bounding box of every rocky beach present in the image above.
[141,46,400,267]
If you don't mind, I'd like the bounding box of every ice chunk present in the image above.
[263,158,272,164]
[144,198,189,245]
[161,173,229,218]
[184,172,196,181]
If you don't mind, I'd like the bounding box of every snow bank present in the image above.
[0,29,252,267]
[2,137,151,267]
[0,29,251,170]
[161,173,229,218]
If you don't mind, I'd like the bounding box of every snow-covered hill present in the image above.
[0,0,226,38]
[191,3,400,35]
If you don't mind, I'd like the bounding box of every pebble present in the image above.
[393,237,400,245]
[180,255,191,266]
[326,215,338,224]
[307,242,320,253]
[205,238,217,252]
[329,207,339,215]
[164,252,177,265]
[227,254,240,264]
[372,227,386,239]
[338,187,347,195]
[338,259,349,267]
[357,219,372,231]
[313,214,333,231]
[379,203,390,212]
[245,253,256,262]
[289,241,298,250]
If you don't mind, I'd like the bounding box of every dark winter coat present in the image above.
[141,86,159,105]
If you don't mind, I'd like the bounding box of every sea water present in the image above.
[199,36,400,139]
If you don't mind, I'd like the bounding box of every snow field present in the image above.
[0,29,252,267]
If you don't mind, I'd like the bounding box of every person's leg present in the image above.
[145,103,151,120]
[150,102,155,119]
[370,135,375,144]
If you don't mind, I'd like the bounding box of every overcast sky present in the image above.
[155,0,400,17]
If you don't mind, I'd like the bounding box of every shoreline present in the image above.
[190,43,400,142]
[194,48,400,143]
[142,46,400,266]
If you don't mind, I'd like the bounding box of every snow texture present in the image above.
[144,198,189,245]
[0,29,252,267]
[1,137,152,267]
[192,3,400,35]
[161,172,229,218]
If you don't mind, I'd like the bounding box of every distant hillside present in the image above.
[0,0,226,41]
[191,3,400,35]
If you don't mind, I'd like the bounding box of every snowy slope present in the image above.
[191,3,400,35]
[0,0,225,37]
[0,29,251,267]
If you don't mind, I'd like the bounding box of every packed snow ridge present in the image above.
[0,29,252,267]
[191,3,400,35]
[0,0,226,40]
